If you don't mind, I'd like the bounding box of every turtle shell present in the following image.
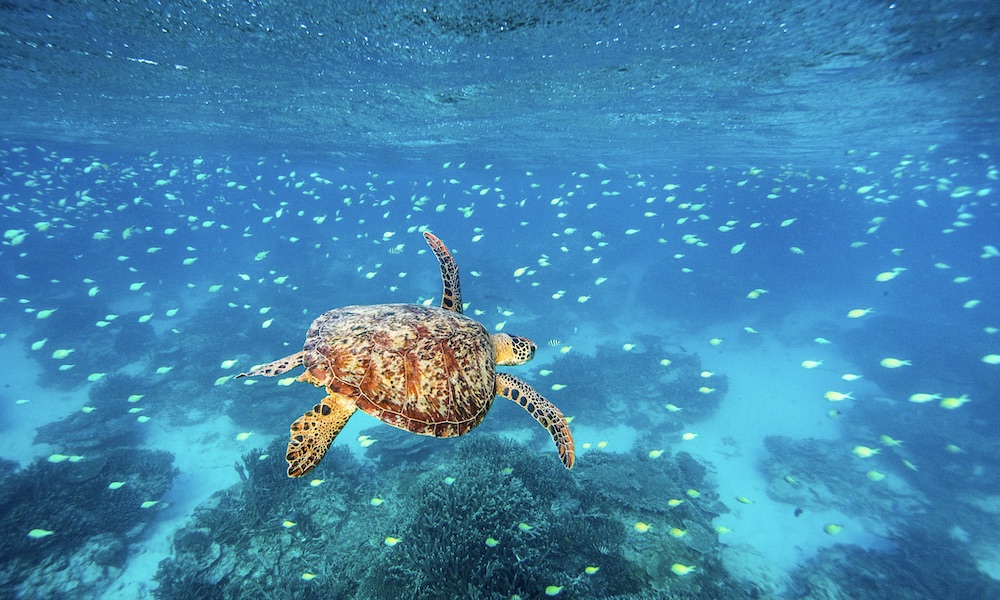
[299,303,496,438]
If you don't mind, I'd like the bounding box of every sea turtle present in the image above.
[236,232,575,477]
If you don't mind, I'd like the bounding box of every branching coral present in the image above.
[154,434,753,599]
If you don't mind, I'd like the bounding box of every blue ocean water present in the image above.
[1,1,999,599]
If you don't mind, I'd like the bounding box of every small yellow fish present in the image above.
[671,563,696,576]
[309,479,324,487]
[735,496,753,505]
[824,524,843,535]
[709,338,723,346]
[801,360,823,369]
[584,566,600,575]
[866,470,886,482]
[847,308,872,318]
[664,403,683,412]
[715,525,732,534]
[648,449,664,459]
[853,446,879,458]
[841,373,862,381]
[518,522,533,532]
[668,527,687,538]
[824,391,854,402]
[27,529,55,539]
[301,573,316,581]
[140,500,159,509]
[682,432,698,441]
[633,522,651,533]
[485,537,499,547]
[879,434,902,446]
[370,497,385,506]
[880,357,911,368]
[981,354,1000,365]
[908,393,940,403]
[544,586,563,597]
[235,431,253,441]
[686,488,701,498]
[282,520,297,528]
[384,536,401,546]
[698,386,715,394]
[939,395,970,409]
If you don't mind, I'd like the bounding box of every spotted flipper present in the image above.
[423,231,463,314]
[234,351,304,379]
[286,391,357,478]
[496,372,575,469]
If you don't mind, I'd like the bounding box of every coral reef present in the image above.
[35,373,148,450]
[787,526,1000,599]
[760,435,927,535]
[154,434,756,599]
[546,337,727,434]
[0,449,177,598]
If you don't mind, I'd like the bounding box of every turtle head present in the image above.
[492,333,536,366]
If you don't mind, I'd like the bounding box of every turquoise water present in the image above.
[1,2,999,599]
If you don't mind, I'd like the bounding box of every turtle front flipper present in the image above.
[496,372,575,469]
[423,231,463,314]
[286,391,357,478]
[234,351,304,379]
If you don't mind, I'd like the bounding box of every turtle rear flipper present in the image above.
[235,351,304,379]
[286,391,357,478]
[496,373,575,469]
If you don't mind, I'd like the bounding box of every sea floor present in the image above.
[0,314,989,597]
